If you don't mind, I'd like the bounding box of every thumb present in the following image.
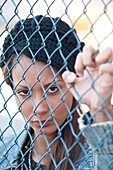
[62,71,79,100]
[62,71,77,84]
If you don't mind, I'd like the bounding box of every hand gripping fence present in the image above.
[0,0,113,170]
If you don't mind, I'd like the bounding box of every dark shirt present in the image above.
[20,151,45,170]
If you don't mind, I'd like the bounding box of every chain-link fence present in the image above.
[0,0,113,169]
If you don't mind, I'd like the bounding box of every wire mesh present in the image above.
[0,0,113,169]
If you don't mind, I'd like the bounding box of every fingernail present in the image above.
[67,74,75,81]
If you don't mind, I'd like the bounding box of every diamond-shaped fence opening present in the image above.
[0,0,113,169]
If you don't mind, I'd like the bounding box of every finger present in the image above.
[62,71,79,100]
[74,52,84,77]
[62,71,77,84]
[82,46,96,66]
[99,63,113,74]
[95,47,113,64]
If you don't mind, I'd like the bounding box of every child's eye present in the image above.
[17,90,29,96]
[48,87,59,94]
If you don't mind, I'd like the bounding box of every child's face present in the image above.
[12,54,73,138]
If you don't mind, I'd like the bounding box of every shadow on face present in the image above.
[12,54,73,137]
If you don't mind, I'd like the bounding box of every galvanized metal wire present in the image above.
[0,0,113,169]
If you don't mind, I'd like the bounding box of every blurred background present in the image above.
[0,0,113,134]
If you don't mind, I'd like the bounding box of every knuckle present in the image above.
[75,53,82,69]
[76,52,83,58]
[74,62,82,74]
[83,45,93,52]
[107,47,112,55]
